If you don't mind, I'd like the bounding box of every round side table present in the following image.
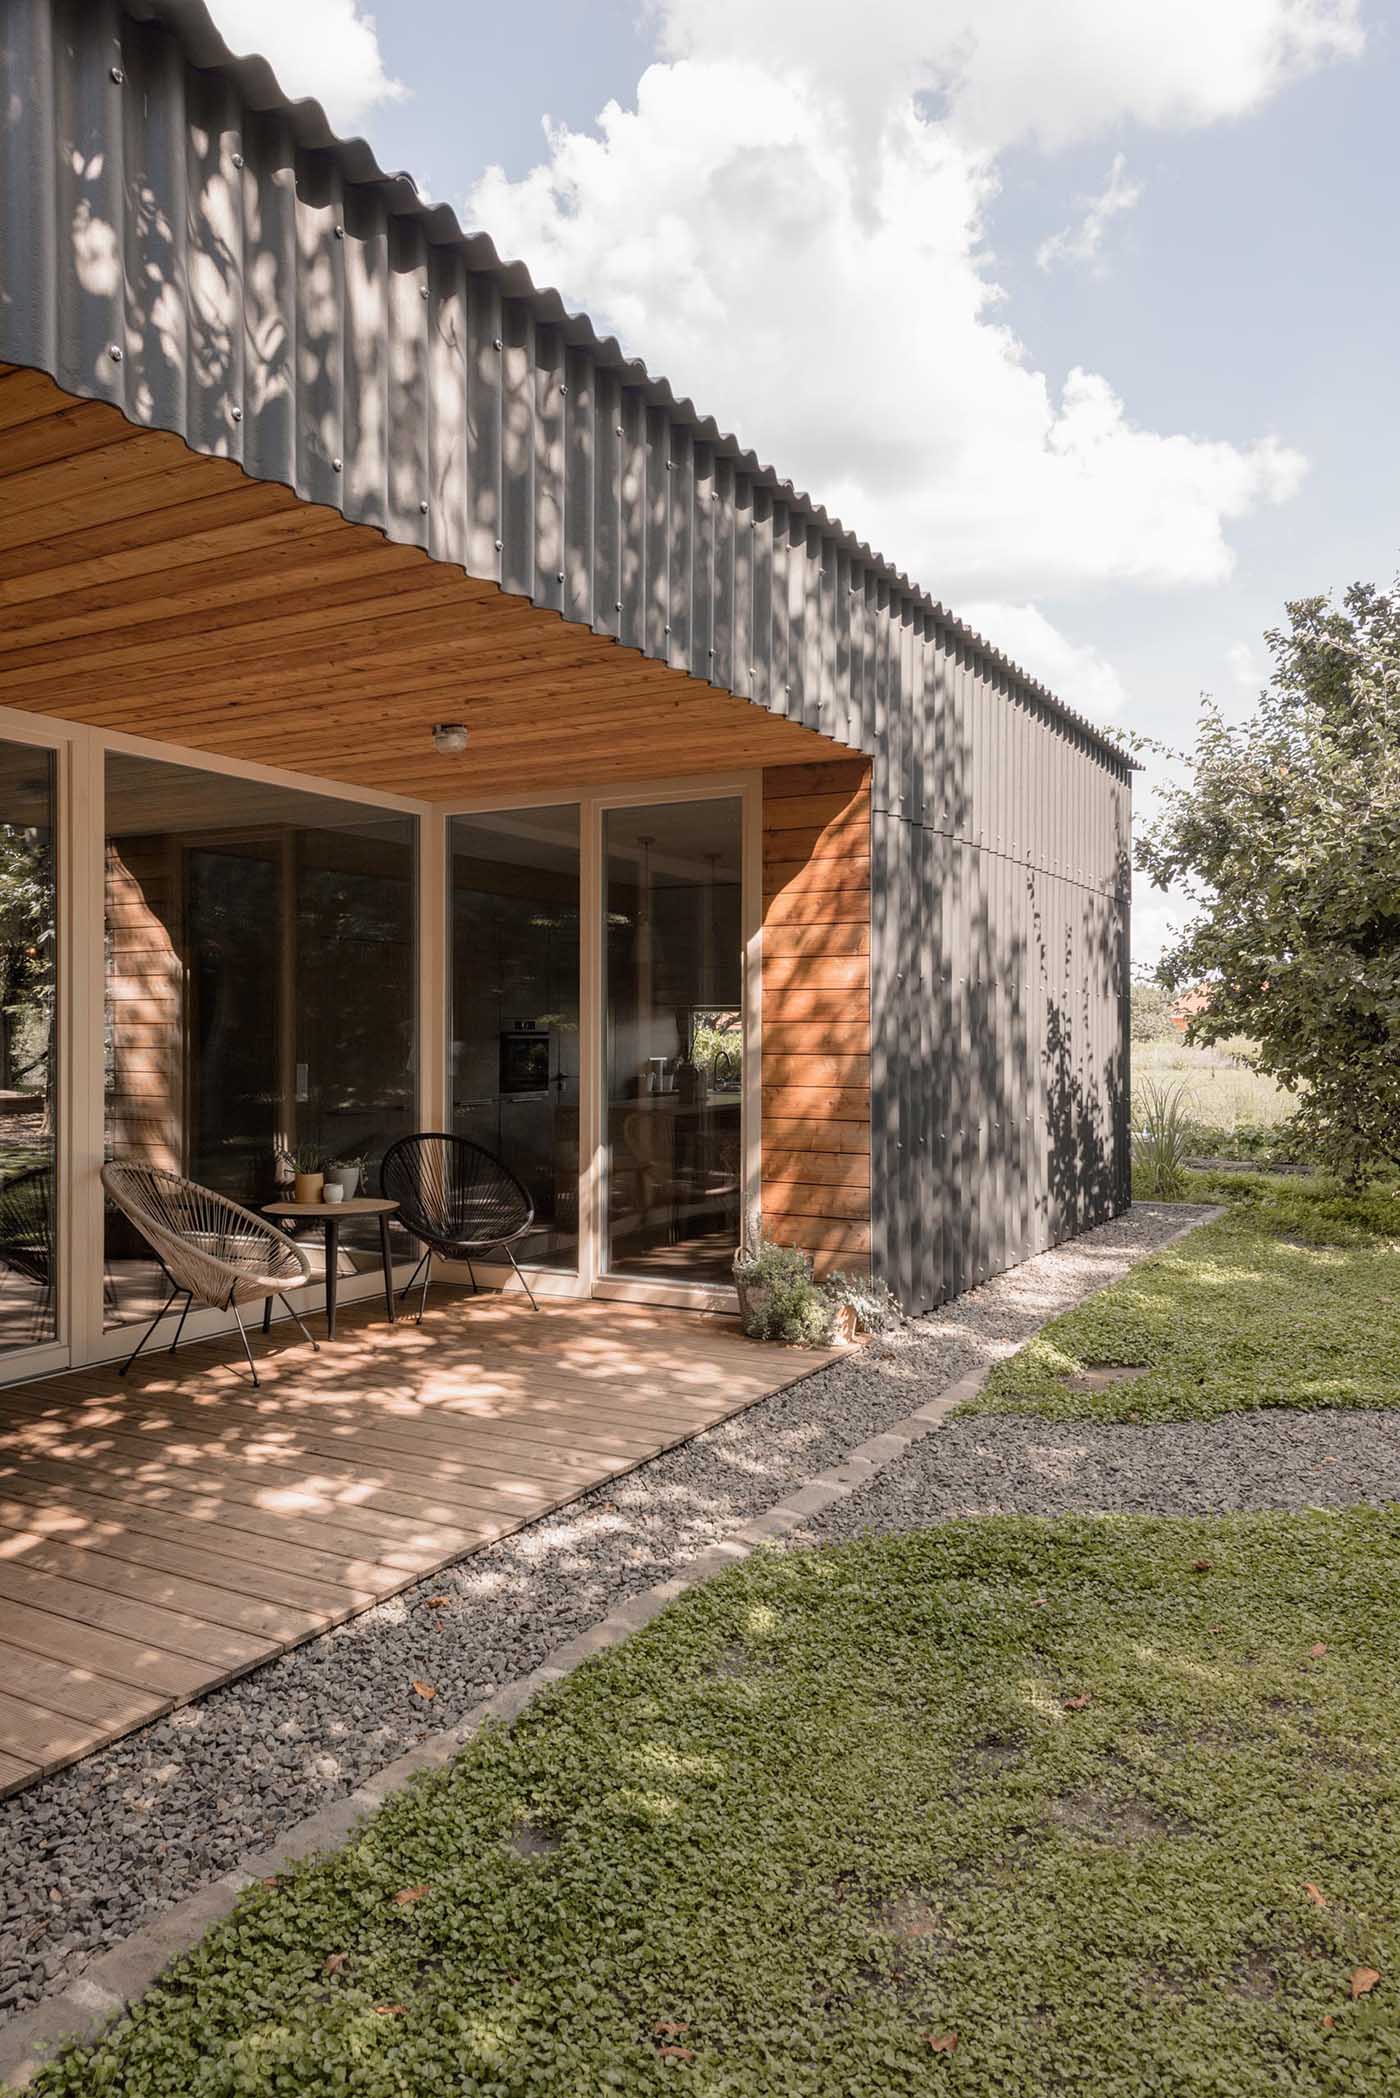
[261,1196,399,1340]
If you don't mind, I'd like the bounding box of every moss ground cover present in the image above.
[967,1174,1400,1425]
[25,1510,1400,2097]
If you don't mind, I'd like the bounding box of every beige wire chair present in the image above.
[101,1162,319,1386]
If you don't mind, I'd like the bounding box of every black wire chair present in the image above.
[380,1133,540,1323]
[0,1162,53,1341]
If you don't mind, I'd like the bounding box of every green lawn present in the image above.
[966,1174,1400,1425]
[26,1512,1400,2097]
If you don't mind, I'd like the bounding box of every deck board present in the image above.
[0,1291,836,1797]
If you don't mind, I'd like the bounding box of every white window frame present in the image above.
[0,704,434,1381]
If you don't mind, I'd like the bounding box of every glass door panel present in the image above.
[604,798,743,1285]
[0,743,57,1355]
[449,809,581,1271]
[103,753,418,1328]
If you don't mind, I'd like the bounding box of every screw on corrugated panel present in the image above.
[334,224,344,240]
[231,406,243,423]
[232,152,244,169]
[108,344,123,362]
[494,537,503,550]
[616,423,623,435]
[332,457,342,472]
[493,337,503,351]
[557,570,564,582]
[419,499,429,514]
[419,284,428,299]
[615,598,622,610]
[664,624,671,634]
[110,65,124,84]
[708,647,715,657]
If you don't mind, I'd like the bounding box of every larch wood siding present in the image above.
[105,837,183,1173]
[761,761,872,1276]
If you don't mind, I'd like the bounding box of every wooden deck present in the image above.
[0,1293,836,1798]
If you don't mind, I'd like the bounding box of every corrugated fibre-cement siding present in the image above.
[0,0,1127,790]
[761,761,872,1278]
[871,642,1132,1313]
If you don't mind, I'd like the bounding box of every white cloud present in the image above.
[654,0,1363,155]
[1037,154,1143,275]
[468,44,1308,603]
[959,602,1129,721]
[203,0,406,131]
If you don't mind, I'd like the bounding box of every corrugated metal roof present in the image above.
[0,0,1132,777]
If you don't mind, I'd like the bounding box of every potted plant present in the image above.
[290,1145,326,1206]
[326,1154,366,1201]
[822,1269,903,1339]
[733,1222,834,1346]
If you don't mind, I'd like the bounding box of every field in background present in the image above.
[1132,1037,1292,1138]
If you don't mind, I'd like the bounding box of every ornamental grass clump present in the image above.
[1133,1079,1195,1198]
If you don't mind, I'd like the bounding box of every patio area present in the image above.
[0,1293,836,1798]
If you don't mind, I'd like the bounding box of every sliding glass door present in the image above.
[445,787,750,1299]
[603,798,743,1286]
[448,809,581,1271]
[103,753,417,1329]
[0,742,57,1358]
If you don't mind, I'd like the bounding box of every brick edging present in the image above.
[0,1204,1222,2088]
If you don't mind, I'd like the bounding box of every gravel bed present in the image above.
[0,1202,1197,2022]
[794,1408,1400,1546]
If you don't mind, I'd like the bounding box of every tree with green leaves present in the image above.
[1128,980,1178,1045]
[1138,580,1400,1183]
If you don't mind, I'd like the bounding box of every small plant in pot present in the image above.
[823,1269,903,1338]
[290,1145,326,1206]
[326,1154,366,1201]
[733,1224,834,1346]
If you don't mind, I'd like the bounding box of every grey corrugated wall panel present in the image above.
[0,0,1134,1312]
[0,0,1127,782]
[867,619,1132,1313]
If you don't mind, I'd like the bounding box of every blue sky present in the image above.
[208,1,1394,965]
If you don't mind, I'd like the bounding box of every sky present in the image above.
[205,0,1398,969]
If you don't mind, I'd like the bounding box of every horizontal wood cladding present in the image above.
[760,761,872,1276]
[0,367,851,798]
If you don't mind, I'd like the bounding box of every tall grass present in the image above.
[1133,1079,1196,1199]
[1132,1038,1289,1135]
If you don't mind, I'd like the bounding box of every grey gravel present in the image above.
[792,1408,1400,1547]
[0,1202,1196,2022]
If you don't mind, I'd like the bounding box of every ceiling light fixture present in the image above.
[431,722,469,754]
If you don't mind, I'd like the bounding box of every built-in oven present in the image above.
[499,1027,551,1096]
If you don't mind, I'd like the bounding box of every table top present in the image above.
[264,1197,398,1218]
